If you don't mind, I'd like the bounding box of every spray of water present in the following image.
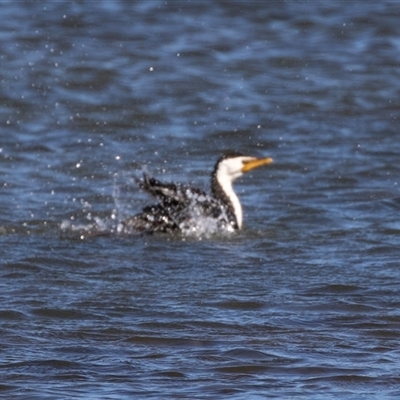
[60,171,236,240]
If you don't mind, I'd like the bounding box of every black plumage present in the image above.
[123,172,236,233]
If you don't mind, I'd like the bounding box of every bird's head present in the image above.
[215,152,274,183]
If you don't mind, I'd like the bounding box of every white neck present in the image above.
[216,169,243,229]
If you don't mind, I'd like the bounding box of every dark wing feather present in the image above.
[122,172,237,234]
[137,172,207,205]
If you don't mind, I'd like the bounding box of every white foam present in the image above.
[177,192,236,239]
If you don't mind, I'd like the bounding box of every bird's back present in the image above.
[122,172,236,233]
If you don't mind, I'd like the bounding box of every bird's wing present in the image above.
[137,172,206,205]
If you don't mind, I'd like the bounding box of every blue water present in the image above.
[1,1,400,398]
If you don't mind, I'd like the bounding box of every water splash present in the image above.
[60,171,236,240]
[176,191,236,239]
[60,212,116,240]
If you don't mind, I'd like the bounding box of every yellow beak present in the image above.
[242,157,273,173]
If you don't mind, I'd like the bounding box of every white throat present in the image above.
[216,168,243,229]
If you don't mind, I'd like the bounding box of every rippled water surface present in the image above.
[1,1,400,398]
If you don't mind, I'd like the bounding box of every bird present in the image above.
[121,152,273,235]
